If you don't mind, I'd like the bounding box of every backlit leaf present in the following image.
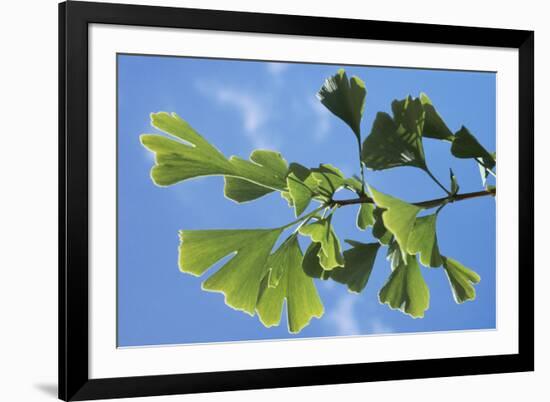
[141,112,233,185]
[361,96,427,171]
[287,172,314,217]
[357,203,375,230]
[406,213,443,267]
[257,236,324,333]
[141,113,289,199]
[224,177,274,203]
[369,186,422,260]
[179,228,282,315]
[317,69,366,139]
[299,218,345,270]
[379,254,430,318]
[443,257,481,303]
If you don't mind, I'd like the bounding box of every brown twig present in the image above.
[330,188,496,209]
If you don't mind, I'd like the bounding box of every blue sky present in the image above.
[117,54,496,347]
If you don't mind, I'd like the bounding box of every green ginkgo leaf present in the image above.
[406,214,444,267]
[386,241,402,270]
[179,228,282,315]
[443,256,481,303]
[362,96,427,171]
[379,254,430,318]
[357,203,375,230]
[369,186,422,260]
[287,172,314,217]
[257,236,324,333]
[141,113,289,198]
[141,112,233,185]
[330,240,380,293]
[301,240,380,294]
[372,207,393,245]
[301,242,330,280]
[317,69,366,139]
[299,218,345,270]
[310,164,346,197]
[451,126,496,171]
[419,93,454,141]
[224,177,274,203]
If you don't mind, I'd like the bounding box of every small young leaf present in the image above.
[406,214,444,267]
[330,240,380,293]
[419,93,454,141]
[361,96,427,171]
[369,186,422,260]
[450,168,459,195]
[379,254,430,318]
[443,257,481,303]
[179,228,283,315]
[257,236,324,333]
[356,203,375,230]
[317,69,366,140]
[299,219,345,270]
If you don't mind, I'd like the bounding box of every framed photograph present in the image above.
[59,1,534,400]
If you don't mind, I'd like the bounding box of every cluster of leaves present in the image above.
[140,69,496,333]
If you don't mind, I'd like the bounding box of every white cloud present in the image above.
[195,81,276,149]
[367,318,394,335]
[326,294,360,336]
[266,62,290,77]
[309,97,331,142]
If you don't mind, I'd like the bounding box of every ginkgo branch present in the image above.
[330,188,496,209]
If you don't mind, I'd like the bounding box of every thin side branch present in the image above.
[331,188,496,209]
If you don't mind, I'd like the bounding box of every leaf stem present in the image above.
[424,168,451,195]
[280,205,326,230]
[356,137,366,195]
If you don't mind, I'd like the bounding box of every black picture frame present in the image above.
[59,1,534,400]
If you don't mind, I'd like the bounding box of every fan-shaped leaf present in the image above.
[419,93,454,140]
[443,257,481,303]
[299,219,344,270]
[179,228,282,315]
[331,240,380,293]
[379,254,430,318]
[362,96,427,171]
[317,69,366,139]
[451,126,496,170]
[257,236,324,333]
[406,213,443,267]
[357,203,375,230]
[141,113,290,200]
[369,186,422,260]
[301,240,380,294]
